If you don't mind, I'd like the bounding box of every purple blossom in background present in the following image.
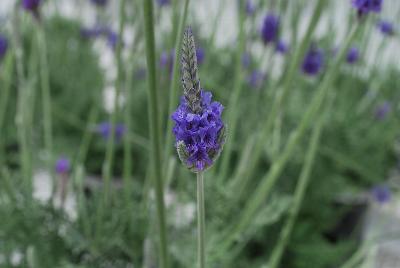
[90,0,108,7]
[261,13,280,45]
[22,0,41,16]
[374,101,391,120]
[352,0,383,15]
[346,47,359,64]
[275,40,289,54]
[172,91,224,171]
[0,35,8,60]
[371,185,391,204]
[55,157,70,174]
[245,0,256,16]
[377,20,394,36]
[301,46,324,76]
[196,47,205,65]
[242,52,251,68]
[107,31,119,50]
[22,0,41,11]
[157,0,170,6]
[80,25,108,39]
[247,71,266,88]
[160,50,175,74]
[96,122,126,140]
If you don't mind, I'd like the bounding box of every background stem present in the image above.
[143,0,169,267]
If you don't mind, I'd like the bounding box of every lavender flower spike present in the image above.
[172,27,226,172]
[352,0,383,16]
[55,157,70,174]
[0,35,8,60]
[377,20,394,36]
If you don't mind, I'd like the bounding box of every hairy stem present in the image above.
[197,172,206,268]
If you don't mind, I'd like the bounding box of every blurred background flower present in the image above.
[301,45,324,75]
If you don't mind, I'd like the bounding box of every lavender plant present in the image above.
[172,27,225,267]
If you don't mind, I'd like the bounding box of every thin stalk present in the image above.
[218,0,246,179]
[197,172,206,268]
[12,5,32,195]
[75,105,98,165]
[213,23,362,260]
[37,25,55,201]
[267,96,333,268]
[163,0,190,172]
[102,0,126,204]
[228,0,325,185]
[142,1,169,267]
[0,53,15,167]
[95,0,127,244]
[207,0,225,49]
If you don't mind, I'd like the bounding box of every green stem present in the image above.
[218,0,246,179]
[197,172,206,268]
[12,5,32,195]
[213,23,361,260]
[37,25,55,201]
[229,0,325,188]
[95,0,127,245]
[142,1,169,267]
[163,0,190,173]
[75,105,98,165]
[102,0,126,204]
[340,245,367,268]
[0,53,15,167]
[267,96,333,268]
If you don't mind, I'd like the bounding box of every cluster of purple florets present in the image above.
[172,91,224,171]
[22,0,41,12]
[352,0,382,15]
[81,26,119,50]
[302,46,324,76]
[0,35,8,60]
[261,13,280,45]
[90,0,108,7]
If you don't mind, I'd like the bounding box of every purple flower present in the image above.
[160,49,175,75]
[90,0,108,7]
[275,40,289,54]
[242,52,251,68]
[196,47,205,65]
[301,46,324,76]
[22,0,41,16]
[247,71,266,88]
[107,31,119,50]
[172,91,225,172]
[0,35,8,60]
[157,0,170,6]
[261,13,280,45]
[346,47,359,64]
[352,0,383,15]
[374,101,391,120]
[245,0,256,16]
[371,185,391,204]
[55,157,70,174]
[377,20,394,36]
[96,122,126,140]
[80,25,108,39]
